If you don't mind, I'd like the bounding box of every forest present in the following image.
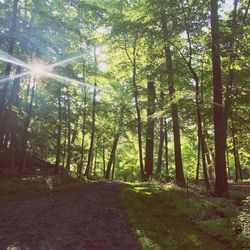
[0,0,249,249]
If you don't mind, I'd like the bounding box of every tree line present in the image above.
[0,0,249,197]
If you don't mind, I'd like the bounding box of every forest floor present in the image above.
[0,179,249,250]
[0,182,140,250]
[121,182,250,250]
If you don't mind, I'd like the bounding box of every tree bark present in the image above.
[164,120,169,176]
[55,90,62,173]
[132,58,145,179]
[78,87,87,178]
[0,0,19,150]
[111,157,115,180]
[105,134,119,179]
[145,81,156,179]
[224,0,242,181]
[211,0,228,196]
[66,92,72,171]
[84,82,97,177]
[195,137,201,184]
[156,88,165,175]
[161,10,185,186]
[19,78,36,175]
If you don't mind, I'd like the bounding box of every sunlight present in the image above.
[0,52,88,88]
[0,71,29,83]
[45,72,95,89]
[0,49,28,68]
[28,62,46,77]
[48,54,83,69]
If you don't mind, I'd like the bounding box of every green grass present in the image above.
[120,182,250,250]
[0,174,81,200]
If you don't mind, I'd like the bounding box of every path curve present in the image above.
[0,182,141,250]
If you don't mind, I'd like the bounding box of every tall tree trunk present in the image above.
[164,120,169,176]
[224,0,242,181]
[195,137,201,184]
[84,82,97,177]
[211,0,228,196]
[156,88,165,175]
[204,140,214,180]
[132,59,145,179]
[195,76,210,192]
[66,92,71,171]
[111,158,115,180]
[145,81,156,179]
[156,117,164,175]
[102,146,106,177]
[161,10,185,186]
[231,111,242,181]
[105,134,119,179]
[78,87,87,178]
[19,78,36,175]
[8,66,21,176]
[55,90,62,173]
[93,146,98,176]
[62,113,67,168]
[0,0,19,150]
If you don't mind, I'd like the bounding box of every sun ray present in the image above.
[45,72,95,89]
[0,71,30,83]
[46,54,83,70]
[0,52,28,68]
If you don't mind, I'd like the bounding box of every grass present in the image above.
[0,174,81,200]
[120,182,250,250]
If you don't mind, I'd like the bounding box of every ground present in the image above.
[0,180,249,250]
[0,182,140,250]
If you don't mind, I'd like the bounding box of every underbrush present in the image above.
[0,174,81,199]
[120,182,250,249]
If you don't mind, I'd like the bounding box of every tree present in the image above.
[210,0,228,196]
[145,81,156,179]
[161,10,185,186]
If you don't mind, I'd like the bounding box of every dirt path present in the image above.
[0,182,141,250]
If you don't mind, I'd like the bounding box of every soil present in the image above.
[0,182,141,250]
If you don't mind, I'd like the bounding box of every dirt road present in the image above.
[0,182,140,250]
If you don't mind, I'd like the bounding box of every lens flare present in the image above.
[28,63,46,76]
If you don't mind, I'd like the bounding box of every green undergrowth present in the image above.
[120,182,250,250]
[0,174,81,200]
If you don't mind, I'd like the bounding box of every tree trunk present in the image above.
[195,137,201,184]
[93,146,98,176]
[224,0,242,181]
[111,157,115,180]
[204,140,214,180]
[8,66,21,176]
[156,88,165,175]
[211,0,228,196]
[161,10,185,186]
[102,146,106,177]
[132,58,145,179]
[55,90,62,173]
[164,120,169,176]
[231,111,242,181]
[105,134,119,179]
[145,81,156,179]
[19,78,36,175]
[78,87,87,178]
[66,92,71,171]
[0,0,19,150]
[84,82,97,177]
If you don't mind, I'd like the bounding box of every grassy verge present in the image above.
[120,182,250,250]
[0,174,81,200]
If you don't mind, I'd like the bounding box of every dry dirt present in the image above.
[0,182,141,250]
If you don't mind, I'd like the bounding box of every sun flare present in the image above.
[29,62,45,76]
